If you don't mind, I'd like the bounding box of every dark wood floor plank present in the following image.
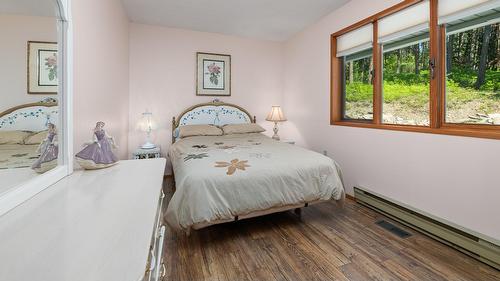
[269,220,350,281]
[342,253,402,281]
[388,250,449,281]
[305,206,404,266]
[381,259,421,281]
[272,218,349,268]
[412,234,499,279]
[161,180,500,281]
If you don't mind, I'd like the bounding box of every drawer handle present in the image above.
[161,263,166,278]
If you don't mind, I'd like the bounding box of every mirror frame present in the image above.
[0,0,73,216]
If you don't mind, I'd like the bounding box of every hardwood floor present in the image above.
[161,179,500,281]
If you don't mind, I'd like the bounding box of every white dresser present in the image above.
[0,158,166,281]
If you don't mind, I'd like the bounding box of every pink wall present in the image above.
[0,15,57,112]
[72,0,130,159]
[128,24,283,166]
[283,0,500,241]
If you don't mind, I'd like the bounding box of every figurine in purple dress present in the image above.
[32,123,58,173]
[75,121,118,169]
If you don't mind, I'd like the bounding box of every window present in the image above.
[444,17,500,125]
[382,32,430,126]
[336,24,373,121]
[330,0,500,139]
[343,48,373,120]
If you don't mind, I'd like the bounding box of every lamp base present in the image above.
[272,122,280,141]
[141,141,156,149]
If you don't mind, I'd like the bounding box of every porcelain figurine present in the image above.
[32,123,58,173]
[75,121,118,169]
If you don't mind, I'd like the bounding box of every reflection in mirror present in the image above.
[0,0,60,196]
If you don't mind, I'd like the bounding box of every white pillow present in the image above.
[178,124,223,138]
[0,131,32,145]
[222,123,266,135]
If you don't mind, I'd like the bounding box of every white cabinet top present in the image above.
[0,158,166,281]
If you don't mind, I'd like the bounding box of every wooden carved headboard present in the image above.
[171,100,256,143]
[0,100,58,132]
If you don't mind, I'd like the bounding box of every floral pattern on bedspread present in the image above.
[215,159,250,175]
[0,144,40,169]
[183,153,209,162]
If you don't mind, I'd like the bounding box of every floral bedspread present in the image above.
[0,144,39,169]
[166,133,345,231]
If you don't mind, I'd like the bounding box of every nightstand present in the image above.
[281,140,295,145]
[133,147,161,159]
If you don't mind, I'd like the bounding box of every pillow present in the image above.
[0,131,32,145]
[24,130,48,144]
[178,124,223,138]
[222,123,266,135]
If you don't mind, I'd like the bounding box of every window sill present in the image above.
[330,120,500,140]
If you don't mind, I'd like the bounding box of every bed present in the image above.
[165,100,345,232]
[0,100,58,170]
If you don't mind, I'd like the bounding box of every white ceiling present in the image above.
[122,0,350,41]
[0,0,57,17]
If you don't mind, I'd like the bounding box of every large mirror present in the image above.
[0,0,71,215]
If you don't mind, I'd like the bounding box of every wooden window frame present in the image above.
[330,0,500,140]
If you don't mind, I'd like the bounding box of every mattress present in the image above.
[0,144,40,169]
[166,133,345,231]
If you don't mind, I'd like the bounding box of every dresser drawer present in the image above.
[143,189,166,281]
[144,225,166,281]
[152,226,166,281]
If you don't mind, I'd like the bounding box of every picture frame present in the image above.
[196,52,231,96]
[27,41,58,94]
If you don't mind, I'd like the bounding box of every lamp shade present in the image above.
[137,111,158,132]
[266,106,287,122]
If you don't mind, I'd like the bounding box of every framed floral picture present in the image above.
[27,41,58,94]
[196,52,231,96]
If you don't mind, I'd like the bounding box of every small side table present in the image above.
[133,147,161,159]
[281,140,295,145]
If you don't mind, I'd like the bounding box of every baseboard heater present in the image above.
[353,187,500,270]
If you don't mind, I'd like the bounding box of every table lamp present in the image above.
[266,105,287,141]
[138,110,158,149]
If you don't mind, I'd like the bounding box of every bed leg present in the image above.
[294,208,302,217]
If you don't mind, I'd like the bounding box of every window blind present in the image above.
[345,48,373,62]
[438,0,500,24]
[378,1,429,44]
[447,11,500,36]
[336,23,373,57]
